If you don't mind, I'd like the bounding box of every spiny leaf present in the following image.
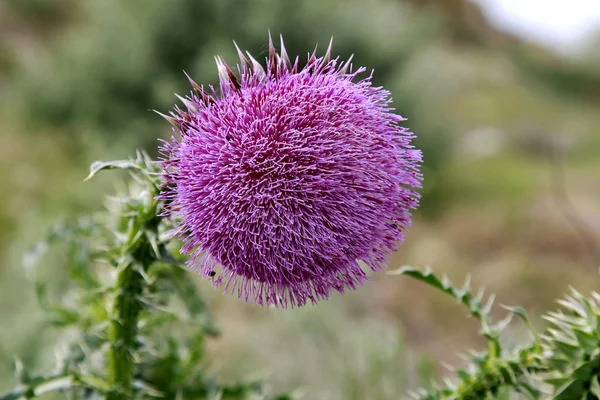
[391,266,546,400]
[516,381,540,399]
[390,266,497,333]
[85,151,159,187]
[85,160,141,181]
[0,373,108,400]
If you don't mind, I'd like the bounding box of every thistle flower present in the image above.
[158,36,422,307]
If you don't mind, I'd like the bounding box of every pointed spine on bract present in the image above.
[246,51,266,82]
[233,41,252,75]
[339,54,354,75]
[175,94,198,113]
[153,110,178,128]
[305,43,319,75]
[184,71,215,106]
[268,33,278,77]
[154,105,193,133]
[277,34,291,71]
[313,37,334,75]
[159,37,361,138]
[215,56,241,91]
[229,34,353,83]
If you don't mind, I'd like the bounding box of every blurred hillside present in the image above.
[1,0,599,398]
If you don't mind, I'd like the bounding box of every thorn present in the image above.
[313,37,334,74]
[233,41,250,70]
[307,43,318,68]
[200,87,215,106]
[323,37,333,65]
[268,30,276,61]
[279,34,290,66]
[183,70,200,93]
[215,56,240,90]
[214,56,228,84]
[174,94,198,112]
[246,51,266,80]
[268,31,277,75]
[153,110,178,127]
[183,71,215,105]
[305,43,320,75]
[339,54,354,74]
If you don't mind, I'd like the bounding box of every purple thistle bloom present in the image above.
[158,36,422,308]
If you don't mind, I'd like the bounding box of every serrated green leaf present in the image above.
[545,376,572,389]
[551,337,582,361]
[48,306,81,327]
[572,361,595,381]
[572,328,598,352]
[389,266,445,291]
[33,376,75,395]
[546,357,571,372]
[78,374,110,392]
[516,382,540,399]
[503,305,532,325]
[554,378,585,400]
[132,380,163,398]
[85,160,140,181]
[390,266,497,331]
[454,369,471,380]
[590,375,600,398]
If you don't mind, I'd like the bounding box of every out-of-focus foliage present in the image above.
[8,0,453,213]
[12,1,436,142]
[509,46,600,103]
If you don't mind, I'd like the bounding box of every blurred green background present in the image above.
[1,0,599,398]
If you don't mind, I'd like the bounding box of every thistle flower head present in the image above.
[158,35,422,307]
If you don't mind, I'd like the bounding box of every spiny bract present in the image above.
[158,36,422,308]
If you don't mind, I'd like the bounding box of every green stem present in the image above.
[104,160,160,399]
[106,197,159,399]
[106,259,144,400]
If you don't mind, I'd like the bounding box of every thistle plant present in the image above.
[392,267,600,400]
[1,36,420,398]
[2,36,599,400]
[1,152,289,400]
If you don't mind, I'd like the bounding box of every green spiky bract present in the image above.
[542,289,600,399]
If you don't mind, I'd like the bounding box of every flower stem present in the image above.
[106,216,155,399]
[106,259,144,400]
